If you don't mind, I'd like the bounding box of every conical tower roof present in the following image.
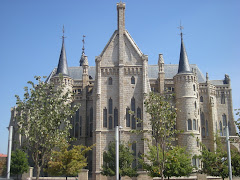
[177,34,192,74]
[56,33,69,76]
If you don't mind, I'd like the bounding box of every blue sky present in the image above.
[0,0,239,154]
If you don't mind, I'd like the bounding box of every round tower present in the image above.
[173,31,201,167]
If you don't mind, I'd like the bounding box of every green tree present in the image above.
[10,149,29,180]
[231,149,240,177]
[101,141,138,179]
[140,145,192,179]
[15,76,79,180]
[47,144,93,180]
[200,136,228,180]
[142,92,179,179]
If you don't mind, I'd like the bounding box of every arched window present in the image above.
[193,84,196,91]
[222,114,227,126]
[137,107,141,127]
[188,119,192,130]
[220,121,223,136]
[201,112,205,126]
[103,108,107,128]
[202,127,206,138]
[76,109,79,122]
[131,97,135,112]
[114,108,118,127]
[193,119,196,130]
[131,76,135,84]
[221,92,225,104]
[126,107,130,127]
[200,96,203,102]
[108,77,112,85]
[109,98,113,114]
[109,116,113,130]
[132,115,136,129]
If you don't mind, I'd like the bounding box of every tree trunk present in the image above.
[36,166,41,180]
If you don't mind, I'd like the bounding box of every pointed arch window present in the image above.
[202,127,206,138]
[220,121,223,136]
[109,98,113,114]
[114,108,118,127]
[188,119,192,130]
[222,114,227,126]
[132,115,136,129]
[131,97,135,112]
[131,76,135,84]
[137,107,141,127]
[108,77,112,85]
[126,107,130,127]
[103,108,107,128]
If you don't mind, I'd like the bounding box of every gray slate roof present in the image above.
[48,64,206,83]
[148,64,206,83]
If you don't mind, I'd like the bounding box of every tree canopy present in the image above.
[47,144,93,179]
[15,76,79,180]
[10,149,29,180]
[101,141,138,178]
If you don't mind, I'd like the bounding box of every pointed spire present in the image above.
[177,24,192,74]
[56,26,69,76]
[80,35,88,66]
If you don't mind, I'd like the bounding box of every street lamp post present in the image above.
[7,126,13,179]
[226,126,232,180]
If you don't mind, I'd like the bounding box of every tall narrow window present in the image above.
[103,108,107,128]
[109,116,113,130]
[202,127,206,138]
[193,119,196,130]
[76,109,79,122]
[131,97,135,112]
[220,121,223,136]
[131,76,135,84]
[137,107,141,127]
[206,120,209,136]
[200,96,203,102]
[222,114,227,126]
[126,108,130,127]
[193,84,196,91]
[188,119,192,130]
[132,115,136,129]
[108,77,112,85]
[114,108,118,127]
[109,98,113,114]
[221,92,225,104]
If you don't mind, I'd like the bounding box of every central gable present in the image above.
[99,30,144,67]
